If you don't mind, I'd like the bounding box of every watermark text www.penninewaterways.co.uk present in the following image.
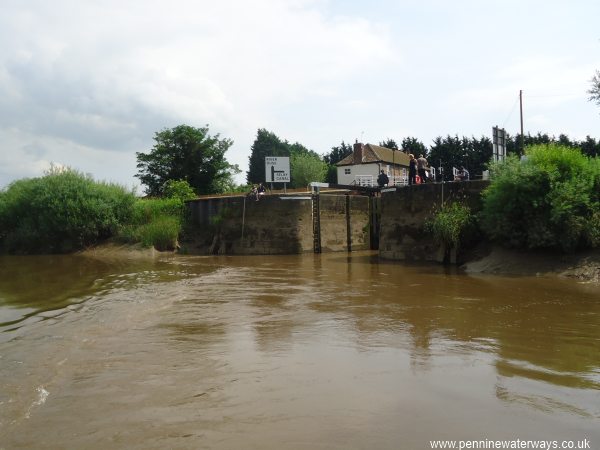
[429,438,591,449]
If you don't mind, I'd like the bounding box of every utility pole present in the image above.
[519,89,524,154]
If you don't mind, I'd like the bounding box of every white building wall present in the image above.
[337,163,381,185]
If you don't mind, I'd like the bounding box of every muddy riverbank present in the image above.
[462,245,600,282]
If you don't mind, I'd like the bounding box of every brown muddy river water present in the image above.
[0,251,598,449]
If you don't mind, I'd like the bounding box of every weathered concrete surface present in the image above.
[319,194,370,252]
[378,181,489,262]
[183,183,487,258]
[183,193,370,255]
[184,195,312,255]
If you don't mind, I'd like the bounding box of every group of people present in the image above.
[378,154,470,188]
[377,153,431,187]
[409,153,429,185]
[248,183,266,201]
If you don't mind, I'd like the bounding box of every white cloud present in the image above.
[0,0,598,189]
[0,0,395,187]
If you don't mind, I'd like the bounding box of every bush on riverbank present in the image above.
[117,197,186,251]
[480,144,600,252]
[0,170,193,254]
[0,168,135,253]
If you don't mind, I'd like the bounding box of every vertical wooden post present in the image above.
[346,194,352,252]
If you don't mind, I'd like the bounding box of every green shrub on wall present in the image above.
[481,144,600,252]
[426,202,476,251]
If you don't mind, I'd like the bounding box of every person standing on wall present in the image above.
[408,154,417,185]
[417,154,428,183]
[377,169,389,188]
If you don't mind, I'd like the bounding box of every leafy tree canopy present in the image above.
[290,152,327,188]
[401,137,428,158]
[379,138,399,150]
[323,141,353,166]
[323,141,353,183]
[247,129,289,184]
[246,128,321,185]
[136,124,239,197]
[163,179,197,201]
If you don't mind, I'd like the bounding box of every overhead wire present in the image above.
[502,93,519,128]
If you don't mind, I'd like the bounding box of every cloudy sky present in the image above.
[1,0,598,191]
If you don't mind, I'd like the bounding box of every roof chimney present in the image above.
[353,141,364,165]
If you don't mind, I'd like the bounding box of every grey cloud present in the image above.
[2,58,172,153]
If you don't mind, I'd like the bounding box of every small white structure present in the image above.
[336,142,411,186]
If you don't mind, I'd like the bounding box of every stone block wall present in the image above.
[378,181,489,262]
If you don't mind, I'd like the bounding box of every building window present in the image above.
[344,168,351,175]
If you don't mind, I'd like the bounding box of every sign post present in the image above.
[492,126,507,162]
[265,157,290,192]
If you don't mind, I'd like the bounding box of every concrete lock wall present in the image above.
[185,195,312,255]
[378,180,489,262]
[184,193,370,255]
[184,183,487,259]
[319,194,370,252]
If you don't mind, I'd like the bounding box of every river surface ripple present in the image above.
[0,252,599,449]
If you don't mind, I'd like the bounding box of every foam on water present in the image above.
[25,386,49,419]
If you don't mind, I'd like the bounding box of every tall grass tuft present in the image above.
[117,197,186,251]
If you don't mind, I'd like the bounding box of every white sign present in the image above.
[265,156,290,182]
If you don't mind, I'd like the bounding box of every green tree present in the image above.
[288,141,324,187]
[428,135,465,181]
[324,141,352,165]
[136,124,238,196]
[379,138,399,150]
[401,137,428,158]
[247,128,321,187]
[290,152,327,188]
[506,132,553,156]
[247,129,290,184]
[426,135,494,180]
[163,179,196,201]
[464,136,493,178]
[323,141,353,183]
[580,136,600,157]
[588,69,600,107]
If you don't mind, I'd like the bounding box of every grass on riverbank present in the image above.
[117,198,185,251]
